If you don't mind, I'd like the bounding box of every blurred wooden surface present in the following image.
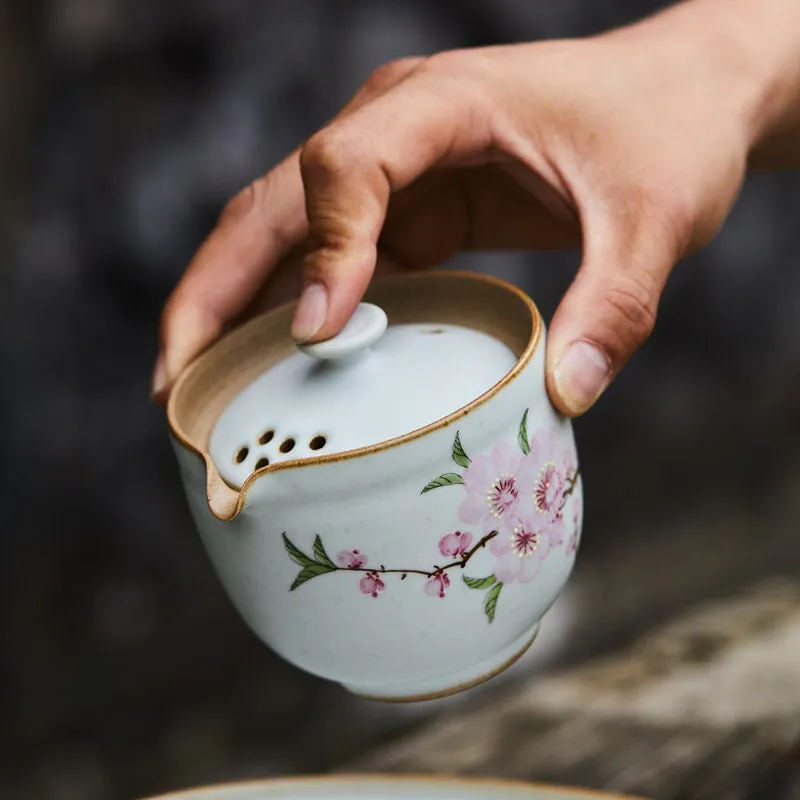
[348,580,800,799]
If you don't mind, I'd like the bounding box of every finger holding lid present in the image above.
[292,64,495,344]
[153,58,424,404]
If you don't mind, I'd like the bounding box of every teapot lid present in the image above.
[209,301,518,489]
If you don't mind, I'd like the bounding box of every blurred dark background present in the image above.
[4,1,800,798]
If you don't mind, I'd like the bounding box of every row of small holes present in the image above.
[233,434,328,466]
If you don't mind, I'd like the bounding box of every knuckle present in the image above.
[413,51,495,121]
[300,128,355,182]
[421,49,470,76]
[365,57,423,92]
[218,181,258,225]
[601,274,658,351]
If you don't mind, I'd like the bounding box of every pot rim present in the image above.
[167,270,542,521]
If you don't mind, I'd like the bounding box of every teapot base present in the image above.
[342,621,540,703]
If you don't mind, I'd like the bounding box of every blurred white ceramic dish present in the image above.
[140,775,640,800]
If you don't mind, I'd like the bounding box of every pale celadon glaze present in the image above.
[170,292,582,702]
[209,315,519,488]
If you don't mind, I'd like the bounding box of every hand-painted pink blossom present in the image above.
[336,549,367,569]
[489,516,554,584]
[548,520,566,548]
[438,531,473,558]
[534,460,565,518]
[459,441,536,533]
[524,430,577,523]
[425,572,451,598]
[359,571,385,598]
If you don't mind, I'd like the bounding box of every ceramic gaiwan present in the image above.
[167,271,582,701]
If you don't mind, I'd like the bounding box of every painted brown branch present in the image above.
[340,531,499,579]
[456,529,500,569]
[558,468,580,513]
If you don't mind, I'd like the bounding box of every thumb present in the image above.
[545,215,679,416]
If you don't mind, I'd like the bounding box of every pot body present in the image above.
[172,330,582,701]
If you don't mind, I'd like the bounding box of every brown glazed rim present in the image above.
[167,270,542,522]
[139,773,645,800]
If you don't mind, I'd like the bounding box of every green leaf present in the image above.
[312,535,336,569]
[518,409,531,455]
[290,562,337,591]
[484,583,503,623]
[451,431,471,468]
[463,575,497,590]
[282,533,316,568]
[421,473,464,493]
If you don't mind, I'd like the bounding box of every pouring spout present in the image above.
[206,463,242,521]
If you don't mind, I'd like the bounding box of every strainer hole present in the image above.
[258,429,275,445]
[309,435,327,451]
[279,438,296,454]
[254,457,270,470]
[234,447,249,464]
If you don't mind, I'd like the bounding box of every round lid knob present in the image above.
[297,303,388,361]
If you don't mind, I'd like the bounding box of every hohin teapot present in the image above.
[167,271,582,701]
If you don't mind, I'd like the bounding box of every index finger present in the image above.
[291,58,497,343]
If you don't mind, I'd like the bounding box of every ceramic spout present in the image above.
[206,470,241,520]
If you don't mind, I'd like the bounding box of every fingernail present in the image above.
[292,282,328,342]
[151,353,167,402]
[553,341,611,414]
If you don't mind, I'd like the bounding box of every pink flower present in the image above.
[425,572,451,598]
[438,531,473,558]
[359,571,385,598]
[524,430,577,524]
[489,516,554,584]
[548,523,565,548]
[459,441,537,533]
[337,549,367,569]
[534,461,565,518]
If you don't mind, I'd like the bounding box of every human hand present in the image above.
[152,0,800,415]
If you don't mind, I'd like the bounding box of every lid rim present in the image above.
[167,270,543,521]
